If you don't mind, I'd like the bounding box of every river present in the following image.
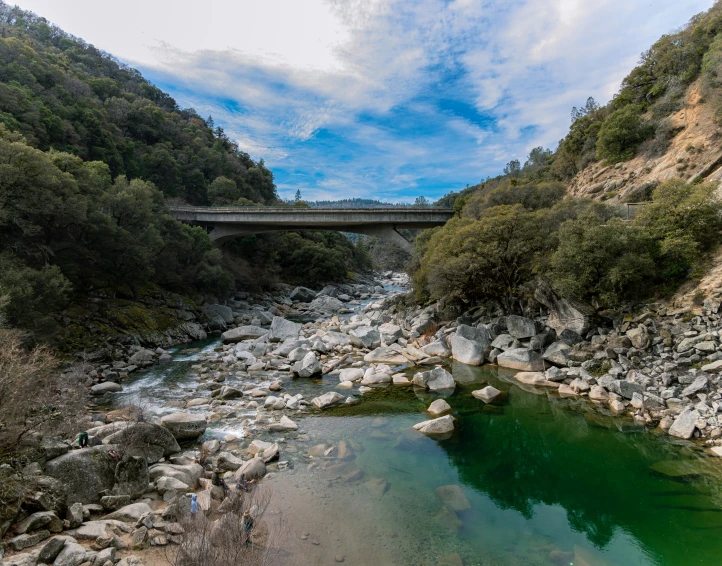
[110,285,722,566]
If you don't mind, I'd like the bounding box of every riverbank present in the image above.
[4,273,722,566]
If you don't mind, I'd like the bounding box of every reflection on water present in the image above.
[114,345,722,565]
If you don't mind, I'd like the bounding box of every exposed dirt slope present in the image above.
[568,81,722,204]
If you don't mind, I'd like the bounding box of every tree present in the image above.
[294,189,302,203]
[571,97,600,123]
[208,176,240,206]
[596,105,653,162]
[503,159,521,177]
[415,205,554,313]
[414,196,429,207]
[549,213,656,306]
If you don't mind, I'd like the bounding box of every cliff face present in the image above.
[568,82,722,203]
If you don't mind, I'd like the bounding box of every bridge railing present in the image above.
[167,205,454,213]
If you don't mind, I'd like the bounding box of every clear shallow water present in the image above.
[112,339,722,565]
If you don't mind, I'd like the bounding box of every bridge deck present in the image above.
[167,205,454,252]
[168,205,454,229]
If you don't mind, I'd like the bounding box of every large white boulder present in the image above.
[159,412,207,441]
[412,367,455,391]
[268,316,301,343]
[413,415,455,436]
[497,348,544,371]
[221,326,267,343]
[350,326,381,349]
[293,351,322,378]
[311,391,345,409]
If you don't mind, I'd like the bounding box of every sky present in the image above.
[11,0,716,202]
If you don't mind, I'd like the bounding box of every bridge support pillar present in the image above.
[353,225,414,254]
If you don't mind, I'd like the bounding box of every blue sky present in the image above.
[14,0,716,202]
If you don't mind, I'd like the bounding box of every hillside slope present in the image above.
[569,81,722,202]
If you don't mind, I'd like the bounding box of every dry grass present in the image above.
[167,485,283,566]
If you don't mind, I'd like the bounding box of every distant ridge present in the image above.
[307,198,407,208]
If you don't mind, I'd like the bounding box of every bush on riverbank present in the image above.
[416,179,722,311]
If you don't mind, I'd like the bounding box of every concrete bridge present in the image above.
[168,206,455,253]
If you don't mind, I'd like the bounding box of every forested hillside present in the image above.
[417,2,722,314]
[0,2,372,335]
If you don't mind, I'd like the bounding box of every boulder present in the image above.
[318,285,339,297]
[350,326,381,349]
[542,341,571,367]
[412,367,455,391]
[268,316,302,343]
[311,391,345,410]
[534,281,597,336]
[45,446,118,504]
[103,422,181,463]
[221,326,267,343]
[361,371,392,385]
[156,476,191,495]
[421,340,451,357]
[491,334,516,350]
[505,315,537,339]
[128,348,155,365]
[514,372,559,388]
[91,382,122,395]
[668,409,700,440]
[626,326,650,350]
[15,511,62,534]
[290,286,316,302]
[378,323,403,344]
[39,536,68,563]
[364,346,409,364]
[427,399,452,416]
[204,304,234,324]
[413,415,455,436]
[309,295,345,314]
[269,415,298,431]
[66,503,83,529]
[701,360,722,373]
[159,412,208,441]
[53,541,88,566]
[74,520,131,540]
[148,463,203,488]
[104,502,152,523]
[339,368,364,382]
[681,376,708,398]
[449,334,484,366]
[112,455,149,498]
[472,386,501,402]
[435,485,471,512]
[236,458,266,481]
[293,351,322,378]
[497,348,544,371]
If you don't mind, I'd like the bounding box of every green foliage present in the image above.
[226,230,369,289]
[0,136,231,326]
[416,175,722,311]
[0,259,72,326]
[549,214,657,305]
[208,176,240,206]
[414,206,555,312]
[595,105,653,162]
[0,2,277,204]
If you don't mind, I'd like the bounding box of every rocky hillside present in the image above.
[568,81,722,202]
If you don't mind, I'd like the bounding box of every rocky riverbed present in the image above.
[5,273,722,566]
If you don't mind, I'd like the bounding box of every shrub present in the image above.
[596,105,654,162]
[168,485,280,566]
[549,214,657,306]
